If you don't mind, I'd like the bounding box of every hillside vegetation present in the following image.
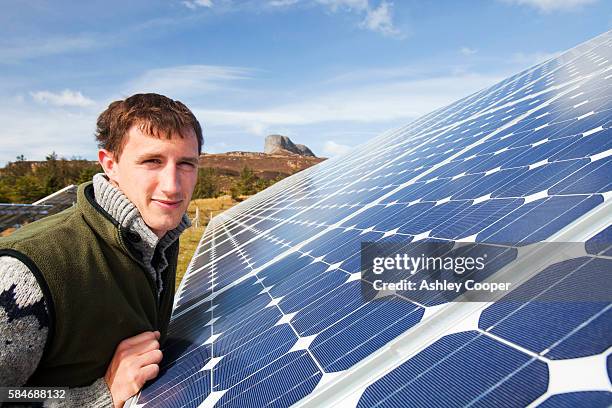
[0,153,100,203]
[0,154,288,203]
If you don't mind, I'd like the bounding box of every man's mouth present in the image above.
[152,199,183,209]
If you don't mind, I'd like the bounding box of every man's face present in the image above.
[100,125,199,237]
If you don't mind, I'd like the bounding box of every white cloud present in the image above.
[192,109,303,135]
[192,71,503,134]
[176,0,401,37]
[246,122,267,136]
[316,0,401,36]
[30,89,95,107]
[0,16,202,64]
[460,47,478,56]
[511,50,561,66]
[125,65,253,97]
[268,0,300,6]
[0,105,97,166]
[502,0,597,12]
[182,0,213,9]
[0,35,98,63]
[325,66,422,83]
[323,140,352,156]
[360,1,401,37]
[316,0,369,11]
[205,141,229,153]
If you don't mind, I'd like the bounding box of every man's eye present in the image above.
[143,159,162,164]
[180,162,197,168]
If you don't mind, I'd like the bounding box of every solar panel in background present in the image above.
[0,185,76,232]
[0,204,52,232]
[31,184,77,214]
[132,31,612,408]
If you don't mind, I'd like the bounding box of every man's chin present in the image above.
[145,216,183,236]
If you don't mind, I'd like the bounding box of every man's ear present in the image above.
[98,149,118,181]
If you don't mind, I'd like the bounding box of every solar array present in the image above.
[32,184,77,210]
[0,203,52,232]
[133,31,612,408]
[0,185,76,232]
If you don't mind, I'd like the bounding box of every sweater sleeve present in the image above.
[44,377,114,408]
[0,255,49,386]
[0,256,114,407]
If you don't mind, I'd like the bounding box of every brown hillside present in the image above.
[199,151,325,180]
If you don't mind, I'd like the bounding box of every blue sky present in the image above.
[0,0,610,165]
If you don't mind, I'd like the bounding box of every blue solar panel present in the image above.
[538,392,612,407]
[132,32,612,408]
[480,257,611,359]
[356,248,612,407]
[357,331,549,408]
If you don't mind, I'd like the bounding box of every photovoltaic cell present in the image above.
[357,332,549,408]
[133,32,612,408]
[538,392,612,407]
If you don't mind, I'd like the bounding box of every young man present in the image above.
[0,93,202,407]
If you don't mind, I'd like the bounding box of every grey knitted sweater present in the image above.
[0,174,189,407]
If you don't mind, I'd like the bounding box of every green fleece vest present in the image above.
[0,182,177,387]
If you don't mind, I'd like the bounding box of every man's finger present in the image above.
[121,331,159,347]
[127,338,160,357]
[140,363,160,382]
[137,348,163,368]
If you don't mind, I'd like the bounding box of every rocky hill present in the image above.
[199,135,323,193]
[264,135,316,157]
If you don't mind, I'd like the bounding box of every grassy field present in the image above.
[175,195,240,292]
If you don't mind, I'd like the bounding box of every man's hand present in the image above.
[104,330,163,408]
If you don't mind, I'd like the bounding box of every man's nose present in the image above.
[159,164,181,196]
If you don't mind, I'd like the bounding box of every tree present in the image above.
[4,158,30,178]
[45,151,58,161]
[234,166,257,196]
[242,166,258,195]
[229,166,281,200]
[77,166,100,184]
[192,168,220,199]
[13,175,45,202]
[0,155,101,203]
[0,180,11,203]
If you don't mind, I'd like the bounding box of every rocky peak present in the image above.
[264,134,316,157]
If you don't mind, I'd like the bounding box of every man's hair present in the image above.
[95,93,203,159]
